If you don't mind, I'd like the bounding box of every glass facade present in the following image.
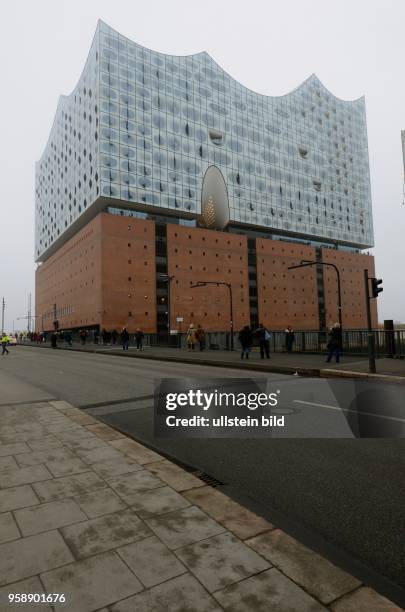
[35,20,374,262]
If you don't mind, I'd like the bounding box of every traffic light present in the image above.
[371,278,383,298]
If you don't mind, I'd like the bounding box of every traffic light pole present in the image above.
[364,269,376,374]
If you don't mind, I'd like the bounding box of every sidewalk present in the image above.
[18,341,405,380]
[0,397,402,610]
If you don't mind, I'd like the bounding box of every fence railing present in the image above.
[18,329,405,357]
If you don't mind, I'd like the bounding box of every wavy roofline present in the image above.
[37,19,365,165]
[99,20,365,104]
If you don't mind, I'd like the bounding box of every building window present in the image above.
[209,129,223,145]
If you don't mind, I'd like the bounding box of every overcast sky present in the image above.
[1,0,404,332]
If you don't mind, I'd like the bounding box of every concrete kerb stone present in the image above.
[1,397,402,611]
[321,368,405,384]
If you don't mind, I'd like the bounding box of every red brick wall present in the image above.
[35,216,103,332]
[256,239,319,330]
[321,248,378,329]
[35,214,157,333]
[167,225,250,332]
[99,214,156,333]
[36,214,378,335]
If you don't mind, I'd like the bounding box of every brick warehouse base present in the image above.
[35,212,378,334]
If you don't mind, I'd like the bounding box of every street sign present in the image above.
[170,329,178,335]
[176,317,184,322]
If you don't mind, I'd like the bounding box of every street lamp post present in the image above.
[190,281,234,351]
[288,260,342,329]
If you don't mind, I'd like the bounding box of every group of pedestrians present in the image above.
[17,331,45,343]
[238,323,273,360]
[46,327,145,351]
[237,323,342,362]
[122,328,144,351]
[7,321,343,363]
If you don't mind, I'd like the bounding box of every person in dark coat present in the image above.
[285,326,295,353]
[121,328,130,351]
[326,323,342,363]
[195,325,206,351]
[255,323,271,359]
[51,332,58,349]
[135,328,144,350]
[238,325,253,359]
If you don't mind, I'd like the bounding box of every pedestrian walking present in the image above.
[238,325,253,359]
[121,327,130,351]
[1,334,10,355]
[326,323,342,363]
[186,324,196,351]
[111,329,118,345]
[79,329,87,345]
[195,324,206,351]
[285,326,295,353]
[255,323,271,359]
[135,328,144,350]
[50,332,58,349]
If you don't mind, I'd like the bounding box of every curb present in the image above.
[320,368,405,384]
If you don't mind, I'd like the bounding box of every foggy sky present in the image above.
[1,0,404,332]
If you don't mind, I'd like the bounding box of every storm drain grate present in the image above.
[192,470,224,488]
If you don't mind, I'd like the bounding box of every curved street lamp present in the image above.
[288,260,342,329]
[190,281,234,351]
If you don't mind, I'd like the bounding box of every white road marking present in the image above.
[294,399,405,423]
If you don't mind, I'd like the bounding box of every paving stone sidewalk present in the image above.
[0,399,402,611]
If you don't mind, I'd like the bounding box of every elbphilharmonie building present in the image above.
[35,21,377,335]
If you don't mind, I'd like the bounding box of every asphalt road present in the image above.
[3,345,405,606]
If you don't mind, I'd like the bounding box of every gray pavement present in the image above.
[1,346,405,608]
